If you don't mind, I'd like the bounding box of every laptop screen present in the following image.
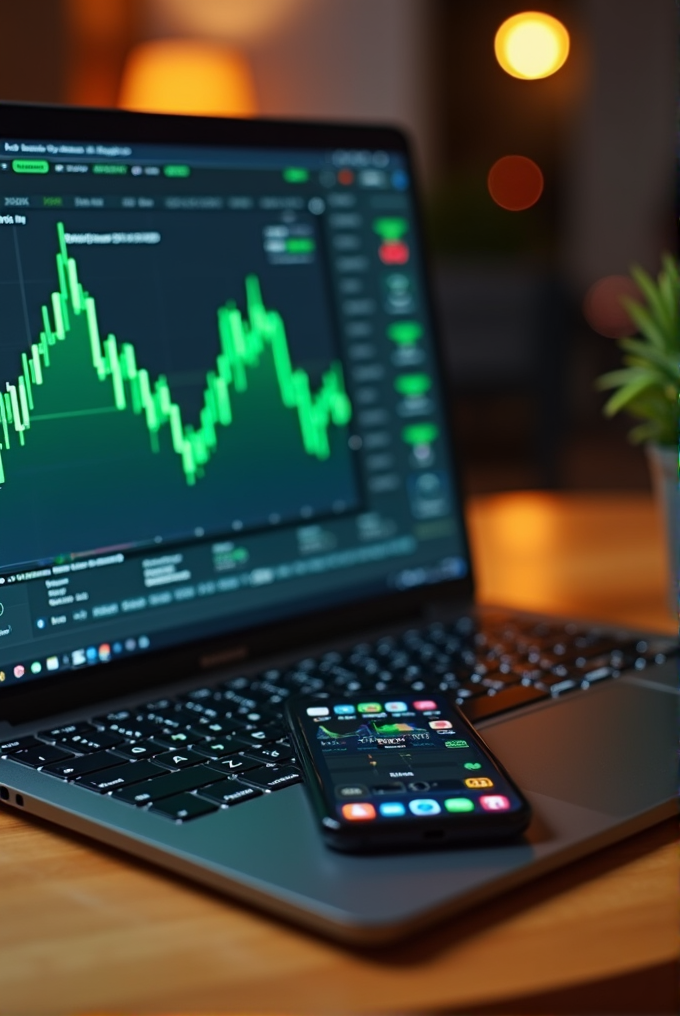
[0,129,468,690]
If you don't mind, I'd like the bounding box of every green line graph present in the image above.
[0,222,352,486]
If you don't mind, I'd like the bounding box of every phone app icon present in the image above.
[306,706,329,717]
[408,799,441,816]
[357,702,382,713]
[444,797,475,812]
[465,776,494,789]
[379,802,407,817]
[429,719,453,730]
[334,704,356,715]
[341,802,377,821]
[479,795,511,811]
[413,700,438,711]
[336,785,368,798]
[464,762,482,770]
[385,701,408,712]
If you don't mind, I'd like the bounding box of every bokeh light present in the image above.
[118,40,257,117]
[583,276,641,338]
[487,155,544,211]
[494,12,570,80]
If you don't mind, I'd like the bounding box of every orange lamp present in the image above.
[118,39,257,117]
[494,12,570,80]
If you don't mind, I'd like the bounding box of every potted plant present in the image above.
[596,254,679,614]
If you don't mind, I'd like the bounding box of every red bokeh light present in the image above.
[583,275,641,338]
[487,155,544,211]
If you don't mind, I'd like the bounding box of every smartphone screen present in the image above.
[287,693,531,851]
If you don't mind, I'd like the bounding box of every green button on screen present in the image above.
[444,798,475,813]
[12,159,49,174]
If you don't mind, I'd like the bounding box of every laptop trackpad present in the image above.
[479,680,676,816]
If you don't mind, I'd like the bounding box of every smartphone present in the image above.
[286,692,531,852]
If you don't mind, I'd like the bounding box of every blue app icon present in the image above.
[85,646,98,662]
[409,799,441,817]
[385,701,408,712]
[379,802,407,817]
[334,704,356,715]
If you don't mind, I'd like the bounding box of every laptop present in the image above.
[0,102,675,945]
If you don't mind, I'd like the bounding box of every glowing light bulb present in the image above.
[494,12,570,80]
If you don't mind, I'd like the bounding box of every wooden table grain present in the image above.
[0,493,676,1016]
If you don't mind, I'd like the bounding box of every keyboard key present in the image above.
[241,744,293,764]
[43,750,125,779]
[147,730,195,749]
[0,735,41,755]
[149,793,218,822]
[202,755,263,776]
[193,734,254,756]
[196,780,263,807]
[191,739,244,759]
[103,718,161,741]
[77,760,166,792]
[582,667,616,684]
[113,740,165,760]
[113,764,217,804]
[239,766,302,792]
[38,721,97,742]
[462,683,549,722]
[11,744,77,768]
[237,725,285,746]
[59,730,124,753]
[152,748,207,769]
[546,679,579,696]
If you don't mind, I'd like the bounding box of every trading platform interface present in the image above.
[0,138,467,687]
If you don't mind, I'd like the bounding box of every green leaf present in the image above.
[596,367,643,391]
[661,253,680,294]
[621,298,667,350]
[628,420,661,444]
[617,338,680,380]
[657,270,680,342]
[630,265,673,336]
[602,372,659,415]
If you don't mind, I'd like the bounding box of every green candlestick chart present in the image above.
[0,221,352,487]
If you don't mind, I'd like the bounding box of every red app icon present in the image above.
[429,719,453,730]
[413,700,437,711]
[341,802,377,821]
[479,795,511,812]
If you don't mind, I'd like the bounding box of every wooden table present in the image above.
[0,493,676,1016]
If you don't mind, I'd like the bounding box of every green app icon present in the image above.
[445,739,468,748]
[357,703,382,713]
[464,762,482,770]
[445,798,475,812]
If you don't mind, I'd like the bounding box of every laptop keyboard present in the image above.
[2,612,676,823]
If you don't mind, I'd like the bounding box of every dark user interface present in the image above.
[302,695,523,823]
[0,138,466,688]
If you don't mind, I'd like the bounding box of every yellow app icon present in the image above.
[465,776,494,789]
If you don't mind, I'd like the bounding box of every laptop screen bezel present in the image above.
[0,101,474,725]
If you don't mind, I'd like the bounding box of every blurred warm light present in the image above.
[118,40,257,117]
[487,155,544,211]
[494,12,570,80]
[149,0,309,42]
[583,276,641,338]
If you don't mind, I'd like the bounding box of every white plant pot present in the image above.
[645,443,678,617]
